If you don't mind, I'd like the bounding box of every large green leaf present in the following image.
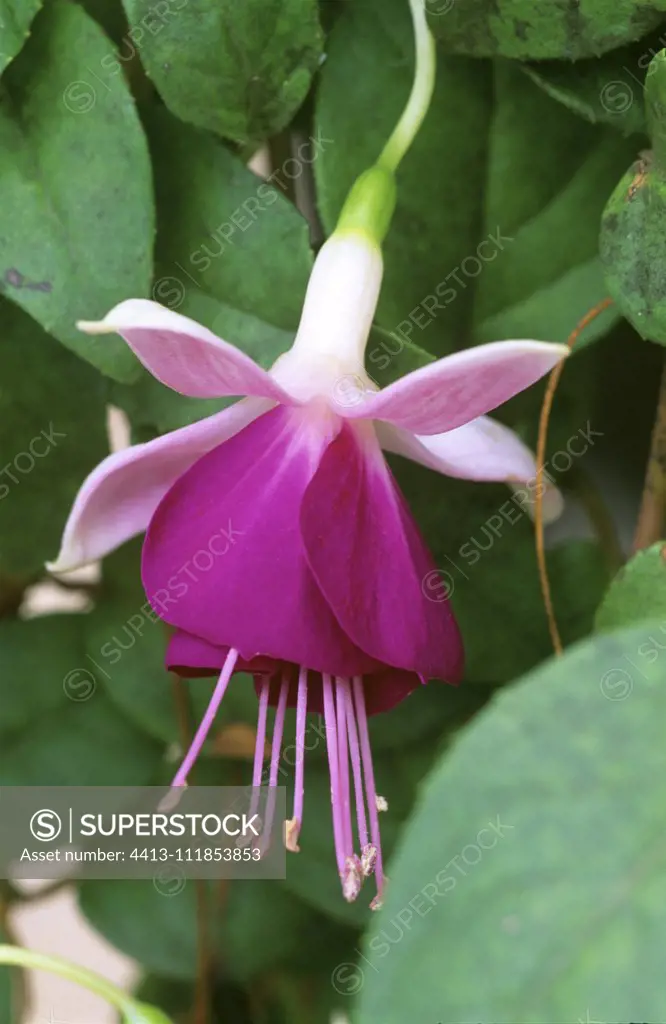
[600,51,666,348]
[473,67,636,347]
[122,0,323,144]
[522,21,666,137]
[0,615,84,735]
[0,0,153,381]
[596,542,666,631]
[0,665,163,786]
[357,620,666,1023]
[111,107,314,436]
[453,539,608,683]
[0,300,108,574]
[0,587,162,788]
[79,878,204,979]
[0,0,41,72]
[147,107,311,331]
[426,0,666,59]
[223,879,358,982]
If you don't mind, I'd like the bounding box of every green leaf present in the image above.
[112,106,313,436]
[148,107,311,330]
[133,976,193,1022]
[0,652,163,786]
[600,49,666,347]
[317,12,628,356]
[474,67,636,347]
[0,300,108,574]
[427,0,665,60]
[223,880,358,982]
[78,879,206,979]
[0,615,84,735]
[522,25,663,136]
[0,0,153,381]
[357,619,666,1024]
[0,0,41,72]
[126,1002,176,1024]
[454,537,608,683]
[596,542,666,631]
[369,680,491,751]
[315,0,493,357]
[122,0,323,144]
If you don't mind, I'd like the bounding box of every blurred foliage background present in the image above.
[2,0,666,1020]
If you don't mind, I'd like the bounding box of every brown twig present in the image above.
[535,298,614,656]
[633,352,666,551]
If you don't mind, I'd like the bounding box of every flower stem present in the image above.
[378,0,437,174]
[0,944,130,1013]
[335,0,436,244]
[633,351,666,551]
[0,945,174,1023]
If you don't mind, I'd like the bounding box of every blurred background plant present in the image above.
[2,0,666,1021]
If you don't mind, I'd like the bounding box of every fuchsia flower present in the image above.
[49,228,567,906]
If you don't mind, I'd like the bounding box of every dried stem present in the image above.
[633,352,666,551]
[535,298,614,656]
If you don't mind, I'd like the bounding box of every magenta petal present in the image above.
[166,630,277,677]
[344,340,567,434]
[300,424,464,682]
[79,300,294,402]
[255,668,420,716]
[143,406,383,678]
[48,398,267,572]
[361,669,422,714]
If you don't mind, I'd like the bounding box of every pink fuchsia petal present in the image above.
[258,667,421,715]
[47,398,268,573]
[377,416,564,523]
[143,405,383,678]
[343,340,568,434]
[300,422,464,683]
[78,299,294,402]
[166,630,278,678]
[168,628,419,715]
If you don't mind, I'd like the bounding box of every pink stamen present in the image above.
[322,673,345,877]
[248,676,271,823]
[336,677,353,859]
[171,648,238,788]
[342,854,362,903]
[288,665,308,850]
[352,675,384,898]
[344,678,369,851]
[261,673,289,851]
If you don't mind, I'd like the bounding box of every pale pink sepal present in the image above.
[344,340,568,434]
[77,299,294,402]
[47,398,269,572]
[378,417,564,524]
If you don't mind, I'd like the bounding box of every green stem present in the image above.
[378,0,437,174]
[0,944,129,1011]
[335,0,437,244]
[0,945,172,1022]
